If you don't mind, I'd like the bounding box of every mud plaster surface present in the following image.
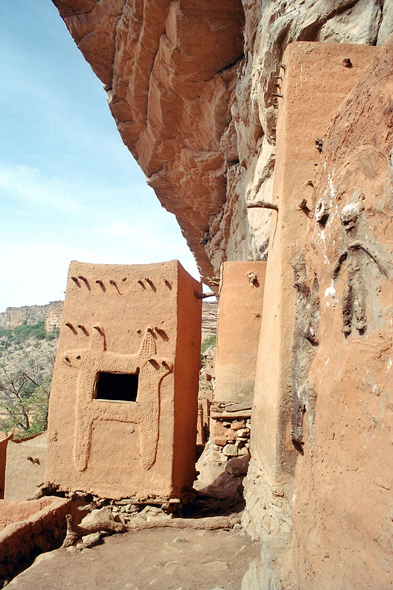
[243,42,390,589]
[46,260,201,500]
[214,261,266,404]
[250,42,377,484]
[6,527,260,590]
[285,38,393,590]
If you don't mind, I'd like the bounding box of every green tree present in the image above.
[0,354,54,437]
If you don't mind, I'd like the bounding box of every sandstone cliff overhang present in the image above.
[52,1,393,287]
[53,0,245,284]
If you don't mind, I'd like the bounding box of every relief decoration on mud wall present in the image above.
[62,327,173,472]
[291,255,320,453]
[291,196,393,453]
[332,202,393,336]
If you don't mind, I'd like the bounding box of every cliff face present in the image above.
[53,0,393,286]
[0,301,63,332]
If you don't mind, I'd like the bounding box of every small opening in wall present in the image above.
[95,371,139,402]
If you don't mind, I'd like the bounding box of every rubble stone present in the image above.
[222,445,238,457]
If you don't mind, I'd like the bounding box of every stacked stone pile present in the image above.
[210,403,251,463]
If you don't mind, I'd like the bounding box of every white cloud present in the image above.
[0,1,200,314]
[0,165,200,311]
[0,164,86,214]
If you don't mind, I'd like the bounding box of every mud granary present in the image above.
[45,260,202,500]
[51,2,393,589]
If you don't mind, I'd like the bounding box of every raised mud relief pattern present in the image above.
[62,327,172,472]
[333,203,393,336]
[291,256,320,452]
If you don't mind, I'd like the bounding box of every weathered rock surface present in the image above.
[6,526,261,590]
[52,0,393,285]
[0,301,63,331]
[201,300,218,342]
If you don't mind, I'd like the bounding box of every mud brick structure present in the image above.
[5,433,47,502]
[214,261,266,404]
[45,260,201,500]
[243,42,386,587]
[248,42,378,497]
[0,497,72,581]
[0,434,12,500]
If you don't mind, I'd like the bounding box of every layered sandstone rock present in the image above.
[201,300,218,342]
[52,0,393,285]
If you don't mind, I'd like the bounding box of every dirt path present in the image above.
[6,526,260,590]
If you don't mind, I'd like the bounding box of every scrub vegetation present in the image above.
[0,322,59,438]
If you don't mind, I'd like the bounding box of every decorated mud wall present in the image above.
[242,41,391,589]
[284,38,393,590]
[45,260,201,500]
[243,38,393,589]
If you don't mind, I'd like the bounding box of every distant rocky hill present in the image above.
[0,302,63,332]
[201,300,218,342]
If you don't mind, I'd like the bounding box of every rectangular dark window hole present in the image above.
[95,371,139,402]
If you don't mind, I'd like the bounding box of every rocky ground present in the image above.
[6,525,260,590]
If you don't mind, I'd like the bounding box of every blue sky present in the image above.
[0,1,199,313]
